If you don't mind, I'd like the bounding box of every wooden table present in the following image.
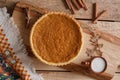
[3,0,120,80]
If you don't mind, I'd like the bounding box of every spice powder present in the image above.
[31,13,82,64]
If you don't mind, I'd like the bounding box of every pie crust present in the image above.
[30,12,83,66]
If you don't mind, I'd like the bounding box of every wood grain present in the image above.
[16,1,50,14]
[37,71,120,80]
[12,2,120,79]
[5,0,120,80]
[78,20,120,38]
[5,0,120,21]
[38,72,94,80]
[18,0,120,21]
[61,63,113,80]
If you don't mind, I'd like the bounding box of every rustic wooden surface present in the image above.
[3,0,120,80]
[20,0,120,21]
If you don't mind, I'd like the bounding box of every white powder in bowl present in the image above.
[91,57,106,73]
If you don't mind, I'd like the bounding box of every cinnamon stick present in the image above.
[65,0,71,10]
[71,0,80,10]
[94,3,97,18]
[93,10,106,23]
[77,0,84,8]
[81,0,88,10]
[93,3,98,24]
[65,0,75,14]
[69,1,76,14]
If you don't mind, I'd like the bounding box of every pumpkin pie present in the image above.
[30,12,83,66]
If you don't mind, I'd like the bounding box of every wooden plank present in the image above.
[20,0,120,21]
[5,0,120,21]
[37,64,120,80]
[29,57,120,80]
[37,72,94,80]
[12,8,120,72]
[36,65,120,80]
[30,57,66,71]
[83,0,120,4]
[2,0,120,80]
[5,0,118,80]
[78,20,120,40]
[116,66,120,72]
[61,63,113,80]
[37,71,120,80]
[12,2,120,45]
[12,2,120,79]
[112,74,120,80]
[28,32,120,79]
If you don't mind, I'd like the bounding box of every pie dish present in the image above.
[30,12,83,66]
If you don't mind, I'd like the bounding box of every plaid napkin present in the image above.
[0,7,43,80]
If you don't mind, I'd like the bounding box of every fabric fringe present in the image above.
[0,7,43,80]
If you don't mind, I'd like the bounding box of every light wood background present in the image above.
[2,0,120,80]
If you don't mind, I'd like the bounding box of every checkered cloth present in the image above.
[0,7,43,80]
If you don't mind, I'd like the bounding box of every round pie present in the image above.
[30,12,83,66]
